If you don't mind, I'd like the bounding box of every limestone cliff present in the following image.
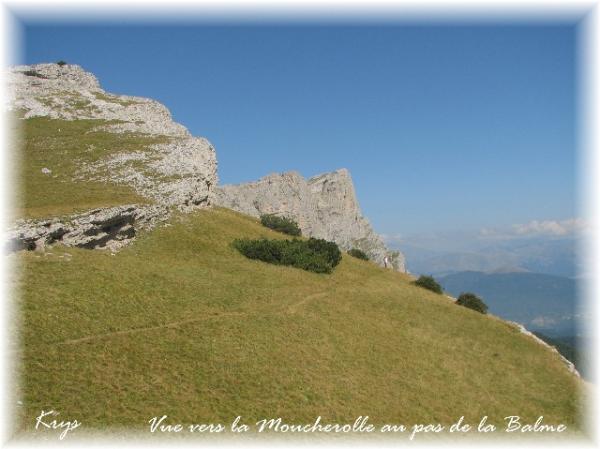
[7,63,217,209]
[215,169,406,272]
[6,63,217,251]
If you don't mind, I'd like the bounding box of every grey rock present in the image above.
[215,169,406,272]
[6,63,187,136]
[5,63,219,253]
[7,63,218,210]
[78,137,218,210]
[5,204,168,253]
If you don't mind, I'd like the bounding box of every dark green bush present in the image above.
[306,238,342,267]
[232,237,341,274]
[413,275,443,294]
[56,60,67,66]
[456,292,488,314]
[260,214,301,236]
[347,248,369,261]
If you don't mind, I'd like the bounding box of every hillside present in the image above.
[438,271,578,337]
[12,207,583,434]
[6,62,584,438]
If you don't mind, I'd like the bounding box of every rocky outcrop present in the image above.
[7,63,218,210]
[75,137,217,209]
[215,169,406,272]
[6,63,188,136]
[6,205,168,252]
[6,63,218,252]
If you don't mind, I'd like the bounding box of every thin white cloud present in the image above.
[479,218,588,240]
[512,218,588,236]
[384,218,588,250]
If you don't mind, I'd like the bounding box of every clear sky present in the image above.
[19,21,578,235]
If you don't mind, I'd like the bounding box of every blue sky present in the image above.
[19,21,578,235]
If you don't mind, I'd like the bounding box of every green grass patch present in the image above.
[37,91,104,114]
[92,91,141,107]
[13,116,169,219]
[12,207,583,434]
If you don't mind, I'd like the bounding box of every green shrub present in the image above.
[260,214,301,236]
[56,60,67,66]
[413,275,443,294]
[232,237,341,274]
[347,248,369,261]
[456,292,488,314]
[306,238,342,267]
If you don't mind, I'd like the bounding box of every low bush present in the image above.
[233,237,341,274]
[456,292,488,314]
[347,248,369,261]
[56,60,67,66]
[260,214,301,236]
[413,275,443,294]
[306,238,342,267]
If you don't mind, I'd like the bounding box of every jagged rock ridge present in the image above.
[7,63,405,269]
[215,169,406,272]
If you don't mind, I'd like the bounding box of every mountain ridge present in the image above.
[7,62,404,270]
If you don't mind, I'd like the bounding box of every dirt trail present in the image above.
[55,292,328,345]
[55,311,248,345]
[287,292,328,313]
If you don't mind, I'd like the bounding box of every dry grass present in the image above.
[12,207,583,435]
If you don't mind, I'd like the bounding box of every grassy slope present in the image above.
[14,207,582,433]
[13,116,167,219]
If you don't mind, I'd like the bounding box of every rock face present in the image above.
[6,63,218,251]
[215,169,406,272]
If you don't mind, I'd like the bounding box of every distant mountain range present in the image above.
[438,271,580,338]
[392,235,578,278]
